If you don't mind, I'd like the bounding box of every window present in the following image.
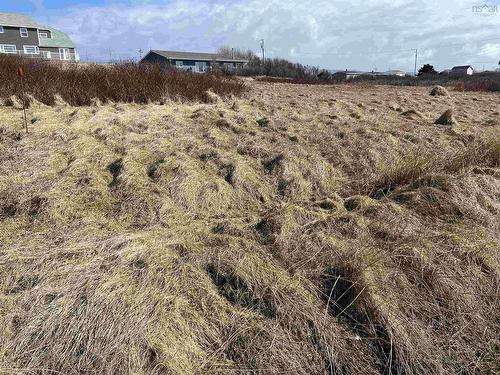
[20,27,28,37]
[195,61,207,73]
[59,48,70,60]
[0,44,17,54]
[0,26,4,33]
[175,61,184,67]
[38,30,50,39]
[23,45,39,54]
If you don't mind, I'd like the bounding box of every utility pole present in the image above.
[260,39,265,63]
[231,47,235,59]
[414,49,418,76]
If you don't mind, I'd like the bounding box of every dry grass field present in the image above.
[0,80,499,375]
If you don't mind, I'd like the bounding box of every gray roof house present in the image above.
[382,70,406,77]
[140,50,248,73]
[333,70,366,79]
[334,69,408,80]
[450,65,474,76]
[0,12,78,61]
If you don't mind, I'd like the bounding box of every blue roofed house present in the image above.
[140,50,248,73]
[0,12,78,61]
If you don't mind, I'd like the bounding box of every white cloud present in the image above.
[41,0,500,71]
[480,43,500,57]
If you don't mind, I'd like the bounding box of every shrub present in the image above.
[452,81,465,92]
[418,64,438,76]
[0,55,246,106]
[238,56,332,81]
[463,79,500,92]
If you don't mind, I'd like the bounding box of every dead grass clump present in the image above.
[429,85,449,96]
[230,100,240,111]
[263,154,284,174]
[206,264,277,318]
[146,158,165,179]
[434,109,457,126]
[445,134,500,172]
[202,89,221,104]
[370,150,438,199]
[368,133,499,201]
[320,265,402,374]
[401,109,425,119]
[388,102,403,112]
[344,195,378,212]
[3,95,26,109]
[261,153,342,201]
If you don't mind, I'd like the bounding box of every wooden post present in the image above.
[17,66,28,133]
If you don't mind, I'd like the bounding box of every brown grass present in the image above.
[429,85,449,96]
[0,81,499,375]
[434,109,457,126]
[0,55,246,106]
[256,72,500,93]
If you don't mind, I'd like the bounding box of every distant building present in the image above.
[336,70,370,79]
[0,12,78,61]
[140,50,248,73]
[382,70,406,77]
[450,65,474,76]
[335,69,407,80]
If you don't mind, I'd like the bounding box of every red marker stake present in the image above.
[17,66,28,133]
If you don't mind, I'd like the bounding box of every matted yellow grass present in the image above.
[0,81,499,375]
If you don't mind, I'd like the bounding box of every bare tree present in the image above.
[217,46,257,60]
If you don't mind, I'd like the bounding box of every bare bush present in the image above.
[0,55,246,106]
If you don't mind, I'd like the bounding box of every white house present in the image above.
[382,70,406,77]
[450,65,474,76]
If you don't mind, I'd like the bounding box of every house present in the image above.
[140,50,248,73]
[335,70,408,80]
[450,65,474,76]
[0,12,78,61]
[381,70,407,77]
[334,70,366,80]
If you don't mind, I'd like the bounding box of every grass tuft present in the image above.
[434,109,457,126]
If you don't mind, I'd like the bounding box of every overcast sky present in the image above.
[3,0,500,71]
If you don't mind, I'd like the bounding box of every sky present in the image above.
[2,0,500,72]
